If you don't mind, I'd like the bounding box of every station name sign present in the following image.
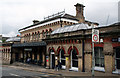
[24,48,32,51]
[112,37,120,42]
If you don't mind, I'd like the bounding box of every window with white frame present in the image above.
[95,47,104,67]
[115,47,120,69]
[59,49,65,66]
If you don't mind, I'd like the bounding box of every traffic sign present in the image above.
[92,29,99,42]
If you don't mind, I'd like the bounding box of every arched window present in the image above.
[32,32,34,41]
[49,28,52,33]
[46,29,48,35]
[57,47,66,68]
[37,31,40,41]
[28,33,31,42]
[68,46,79,70]
[71,48,78,67]
[42,30,45,38]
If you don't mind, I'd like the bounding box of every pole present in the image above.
[92,23,95,77]
[82,31,85,72]
[92,42,95,76]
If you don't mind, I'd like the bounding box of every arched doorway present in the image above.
[49,47,55,69]
[58,47,66,69]
[68,46,78,71]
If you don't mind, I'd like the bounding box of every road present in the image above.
[2,66,60,78]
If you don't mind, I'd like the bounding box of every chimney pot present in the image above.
[33,20,39,24]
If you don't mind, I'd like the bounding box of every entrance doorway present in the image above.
[15,53,19,61]
[50,52,55,69]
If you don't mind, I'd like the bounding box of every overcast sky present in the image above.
[0,0,119,37]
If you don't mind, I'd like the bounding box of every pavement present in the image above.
[2,62,120,77]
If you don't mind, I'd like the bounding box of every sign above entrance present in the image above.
[24,48,32,51]
[51,52,55,54]
[92,29,99,42]
[118,37,120,42]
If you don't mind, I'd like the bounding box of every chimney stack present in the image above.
[33,20,39,24]
[74,3,85,23]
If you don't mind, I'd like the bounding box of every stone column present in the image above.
[6,52,8,60]
[32,53,34,60]
[8,52,10,61]
[104,52,114,73]
[104,43,113,73]
[37,54,39,61]
[84,51,92,72]
[84,42,92,72]
[42,53,45,65]
[77,55,82,72]
[64,54,70,71]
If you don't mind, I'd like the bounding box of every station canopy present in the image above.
[12,41,46,47]
[51,23,93,35]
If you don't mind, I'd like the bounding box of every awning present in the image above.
[12,41,46,47]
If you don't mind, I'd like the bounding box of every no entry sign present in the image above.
[92,29,99,42]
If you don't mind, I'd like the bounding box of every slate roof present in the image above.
[51,23,92,35]
[6,37,20,42]
[18,13,78,32]
[12,41,46,47]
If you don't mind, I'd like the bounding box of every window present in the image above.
[95,47,104,67]
[115,47,120,69]
[37,32,40,41]
[59,49,65,65]
[71,49,78,67]
[46,30,48,35]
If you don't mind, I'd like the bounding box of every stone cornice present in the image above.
[84,51,92,54]
[64,54,70,57]
[77,55,82,58]
[104,52,114,56]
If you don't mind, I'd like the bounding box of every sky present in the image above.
[0,0,119,37]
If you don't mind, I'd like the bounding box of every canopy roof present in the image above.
[12,41,46,47]
[51,23,93,35]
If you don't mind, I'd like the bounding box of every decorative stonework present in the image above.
[77,55,82,58]
[104,52,114,56]
[84,51,92,54]
[64,54,70,57]
[55,53,58,56]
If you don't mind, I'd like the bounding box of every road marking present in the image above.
[9,73,19,76]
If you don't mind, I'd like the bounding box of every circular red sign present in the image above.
[93,35,98,42]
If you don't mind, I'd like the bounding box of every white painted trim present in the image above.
[94,66,105,72]
[112,69,120,74]
[62,65,66,69]
[69,67,78,71]
[19,18,78,33]
[61,18,78,23]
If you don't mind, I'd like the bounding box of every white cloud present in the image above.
[2,31,17,37]
[1,0,119,35]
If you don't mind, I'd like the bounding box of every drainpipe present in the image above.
[60,17,62,27]
[82,30,85,72]
[10,47,13,64]
[10,43,14,64]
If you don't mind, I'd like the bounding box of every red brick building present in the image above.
[44,22,120,74]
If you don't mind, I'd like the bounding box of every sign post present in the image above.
[92,26,99,77]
